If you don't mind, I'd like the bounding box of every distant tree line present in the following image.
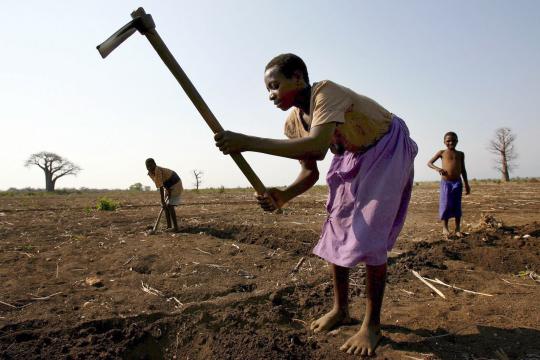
[20,127,520,193]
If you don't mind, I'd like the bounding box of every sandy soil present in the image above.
[0,182,539,359]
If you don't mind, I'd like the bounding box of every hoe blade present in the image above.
[96,20,138,59]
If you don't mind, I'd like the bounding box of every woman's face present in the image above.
[264,66,302,111]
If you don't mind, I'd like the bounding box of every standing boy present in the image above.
[428,132,471,237]
[145,158,183,232]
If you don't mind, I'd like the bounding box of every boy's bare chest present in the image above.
[442,151,461,164]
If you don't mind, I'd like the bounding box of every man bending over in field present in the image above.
[145,158,183,232]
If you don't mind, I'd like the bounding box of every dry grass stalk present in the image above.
[28,292,62,300]
[167,297,183,307]
[404,355,436,360]
[291,257,306,274]
[1,291,63,310]
[411,270,446,299]
[423,277,493,297]
[141,283,183,308]
[0,300,18,309]
[206,263,229,268]
[141,281,164,297]
[500,278,536,287]
[206,264,230,272]
[123,256,135,266]
[195,247,212,255]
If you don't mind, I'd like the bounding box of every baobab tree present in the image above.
[25,152,81,191]
[488,128,517,182]
[192,169,203,191]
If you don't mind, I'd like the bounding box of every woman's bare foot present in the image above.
[442,227,450,236]
[455,231,463,238]
[339,324,382,356]
[310,308,350,333]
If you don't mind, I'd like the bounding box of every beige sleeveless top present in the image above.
[284,80,392,152]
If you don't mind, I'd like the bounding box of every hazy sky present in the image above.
[1,0,538,190]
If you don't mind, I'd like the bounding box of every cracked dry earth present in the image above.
[0,182,539,359]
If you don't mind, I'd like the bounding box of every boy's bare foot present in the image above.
[310,308,350,333]
[339,324,381,356]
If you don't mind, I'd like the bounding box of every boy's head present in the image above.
[444,132,458,150]
[145,158,156,174]
[264,53,310,110]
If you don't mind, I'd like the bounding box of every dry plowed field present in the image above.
[0,182,539,359]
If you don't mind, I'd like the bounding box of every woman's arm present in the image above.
[257,159,319,211]
[283,159,319,200]
[215,122,336,161]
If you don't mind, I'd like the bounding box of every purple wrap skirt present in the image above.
[313,115,418,267]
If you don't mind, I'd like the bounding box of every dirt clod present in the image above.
[85,276,103,287]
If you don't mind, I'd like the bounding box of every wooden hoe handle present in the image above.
[152,207,164,232]
[130,8,275,207]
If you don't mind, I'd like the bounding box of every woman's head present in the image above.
[264,53,310,110]
[265,54,309,83]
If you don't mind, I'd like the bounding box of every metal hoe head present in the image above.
[96,7,155,58]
